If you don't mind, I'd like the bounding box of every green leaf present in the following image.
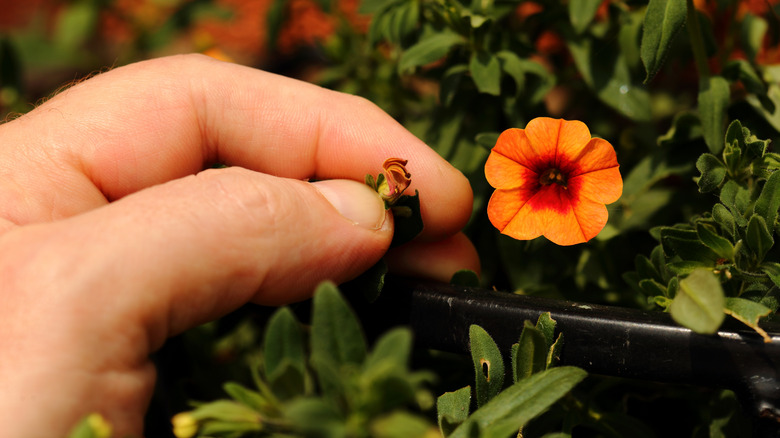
[724,297,772,342]
[761,262,780,288]
[753,171,780,230]
[740,12,768,61]
[635,254,663,284]
[55,2,99,51]
[310,282,367,377]
[746,214,774,262]
[371,412,436,438]
[360,0,400,14]
[695,223,734,260]
[512,321,548,382]
[469,50,501,95]
[698,75,730,154]
[712,204,736,239]
[640,0,687,83]
[666,260,711,276]
[639,278,668,297]
[398,31,465,72]
[440,64,469,107]
[449,367,587,438]
[285,398,346,436]
[391,190,424,247]
[475,132,500,150]
[657,111,701,147]
[568,36,651,121]
[222,382,267,412]
[662,234,720,263]
[437,386,472,437]
[719,180,750,226]
[469,325,505,408]
[725,297,772,327]
[569,0,604,34]
[451,269,480,287]
[670,269,725,334]
[496,51,526,97]
[364,327,413,371]
[695,153,726,193]
[722,59,769,98]
[263,307,305,383]
[535,313,556,347]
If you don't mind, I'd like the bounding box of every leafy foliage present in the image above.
[168,285,585,438]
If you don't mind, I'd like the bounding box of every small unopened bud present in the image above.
[172,412,199,438]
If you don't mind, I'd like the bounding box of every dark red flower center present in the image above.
[538,168,567,188]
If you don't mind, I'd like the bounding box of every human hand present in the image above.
[0,54,479,437]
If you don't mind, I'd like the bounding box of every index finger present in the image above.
[5,54,472,240]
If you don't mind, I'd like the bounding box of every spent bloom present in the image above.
[485,117,622,246]
[377,157,412,204]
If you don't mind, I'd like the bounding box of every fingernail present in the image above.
[313,179,387,230]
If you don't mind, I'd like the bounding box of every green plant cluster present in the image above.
[123,282,584,438]
[626,120,780,338]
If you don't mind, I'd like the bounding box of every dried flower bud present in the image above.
[378,158,411,204]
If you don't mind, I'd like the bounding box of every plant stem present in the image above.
[685,0,710,78]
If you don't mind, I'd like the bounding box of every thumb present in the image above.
[4,166,392,344]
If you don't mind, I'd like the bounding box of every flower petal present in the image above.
[567,138,620,175]
[570,167,623,204]
[491,128,550,171]
[525,118,591,168]
[488,185,610,246]
[485,151,538,190]
[487,186,536,234]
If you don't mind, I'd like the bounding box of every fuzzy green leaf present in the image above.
[450,269,480,287]
[670,269,725,334]
[222,382,268,412]
[753,171,780,230]
[695,223,734,260]
[569,0,604,34]
[640,0,687,83]
[469,50,501,95]
[746,214,774,262]
[263,307,305,384]
[469,325,505,408]
[569,36,651,121]
[310,282,367,376]
[698,75,730,154]
[55,2,99,51]
[535,312,557,347]
[437,386,472,437]
[761,262,780,289]
[512,321,548,383]
[449,367,587,438]
[712,203,737,239]
[639,278,668,297]
[725,297,772,327]
[695,153,726,193]
[740,12,768,61]
[398,31,465,72]
[284,398,346,435]
[371,412,436,438]
[364,327,413,372]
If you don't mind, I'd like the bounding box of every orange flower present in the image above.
[485,118,622,246]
